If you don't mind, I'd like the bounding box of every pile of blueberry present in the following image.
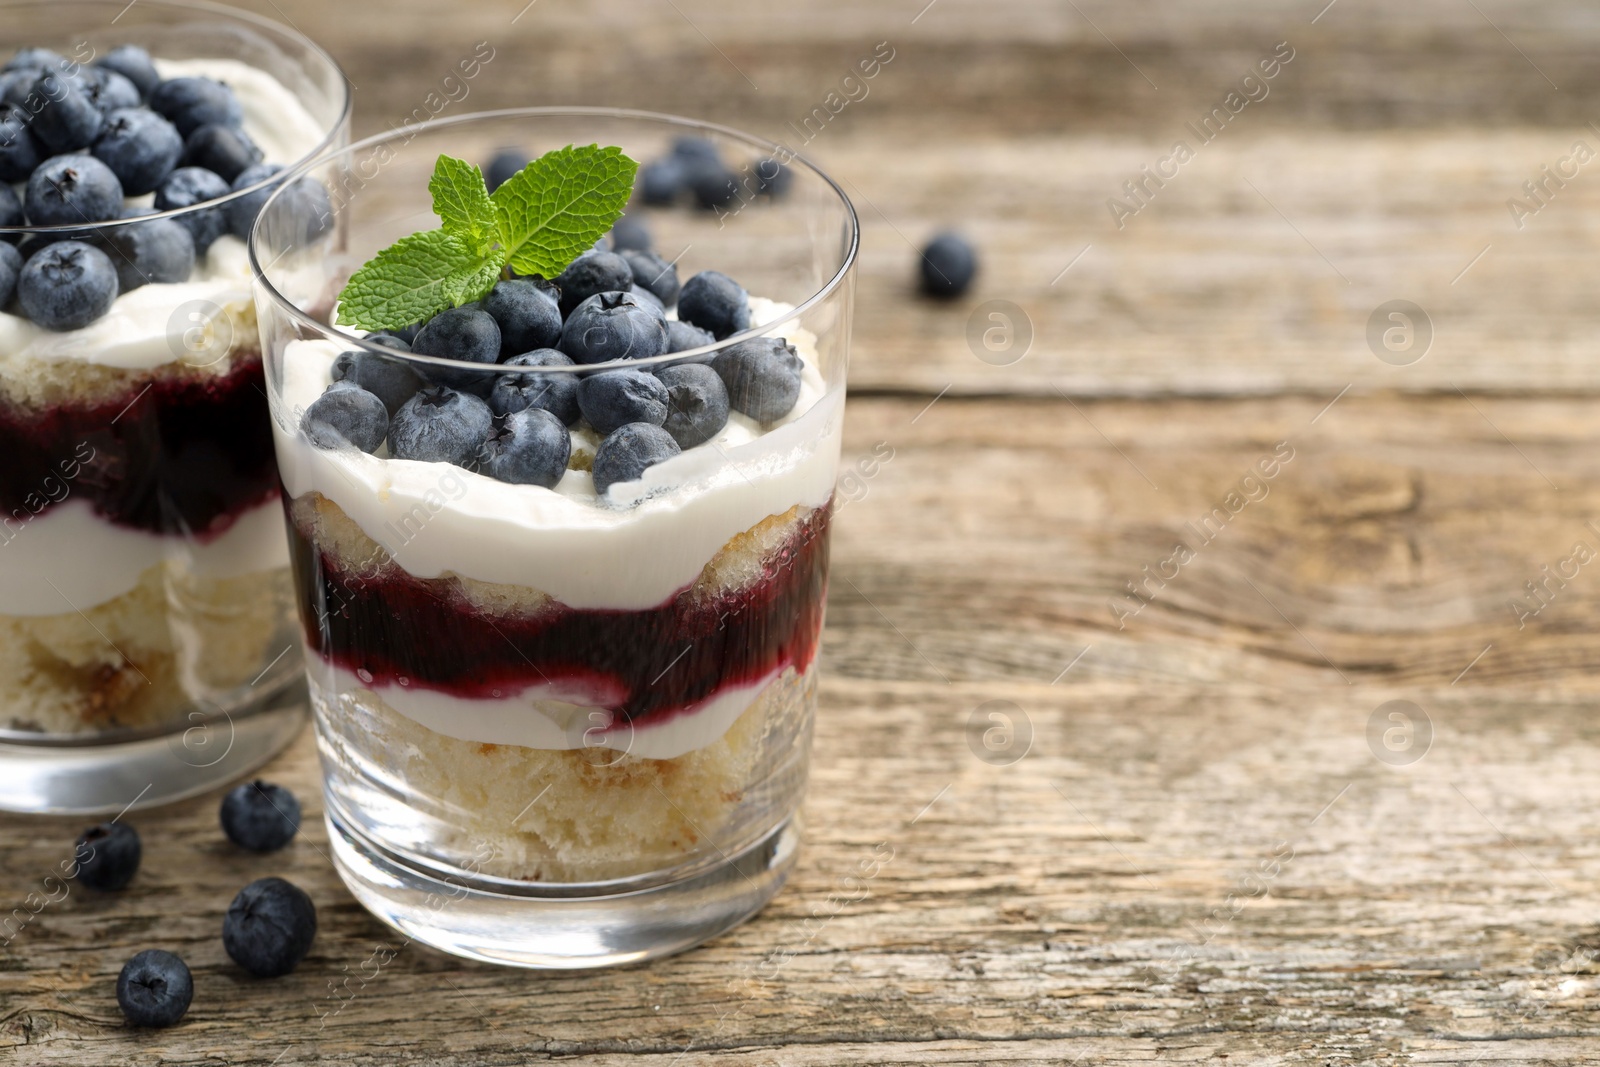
[305,224,806,497]
[73,780,316,1028]
[0,43,326,330]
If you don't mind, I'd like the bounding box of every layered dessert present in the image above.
[270,143,841,882]
[0,43,330,734]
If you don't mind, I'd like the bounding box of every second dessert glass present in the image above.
[252,108,856,967]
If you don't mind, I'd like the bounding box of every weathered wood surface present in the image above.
[8,0,1600,1063]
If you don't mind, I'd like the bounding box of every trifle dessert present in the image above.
[253,112,857,967]
[0,0,348,813]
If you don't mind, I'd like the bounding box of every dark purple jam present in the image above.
[287,502,832,727]
[0,355,278,539]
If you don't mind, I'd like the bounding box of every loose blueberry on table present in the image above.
[223,876,318,978]
[220,779,302,853]
[73,821,142,891]
[117,949,193,1028]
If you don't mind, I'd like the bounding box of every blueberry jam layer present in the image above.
[0,355,278,538]
[288,501,832,726]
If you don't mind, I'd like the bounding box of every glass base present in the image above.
[327,803,801,969]
[0,681,308,815]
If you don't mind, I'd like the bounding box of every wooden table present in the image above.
[8,0,1600,1062]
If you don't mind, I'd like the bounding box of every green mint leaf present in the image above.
[491,144,636,279]
[442,256,503,308]
[429,155,499,258]
[336,229,491,331]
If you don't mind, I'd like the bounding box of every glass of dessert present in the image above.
[0,0,349,813]
[251,108,857,967]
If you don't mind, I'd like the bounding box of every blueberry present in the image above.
[677,270,749,339]
[629,284,663,314]
[554,250,633,317]
[96,45,160,100]
[331,346,423,416]
[99,216,195,292]
[92,107,183,195]
[618,248,679,307]
[222,162,281,237]
[219,780,302,852]
[482,278,562,358]
[73,821,141,890]
[0,109,41,182]
[483,407,571,488]
[3,47,67,73]
[592,423,681,497]
[637,156,685,205]
[388,386,493,466]
[490,349,580,424]
[0,181,19,229]
[183,122,261,182]
[155,166,230,253]
[233,167,330,245]
[753,157,793,197]
[117,950,193,1028]
[919,232,977,298]
[302,381,388,453]
[0,243,20,305]
[223,877,317,978]
[28,72,104,152]
[657,363,730,448]
[607,214,651,252]
[687,161,741,211]
[559,291,668,364]
[150,76,242,137]
[665,319,716,354]
[87,69,142,114]
[711,336,804,421]
[19,241,118,329]
[25,153,123,226]
[578,368,669,435]
[672,135,721,164]
[412,305,501,391]
[484,147,528,192]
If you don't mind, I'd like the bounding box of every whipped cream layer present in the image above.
[276,299,842,613]
[0,495,286,616]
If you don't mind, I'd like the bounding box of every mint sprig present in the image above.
[335,144,637,332]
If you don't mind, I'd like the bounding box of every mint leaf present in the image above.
[491,144,636,279]
[336,229,491,331]
[429,155,499,258]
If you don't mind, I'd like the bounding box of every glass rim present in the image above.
[249,105,862,376]
[0,0,353,236]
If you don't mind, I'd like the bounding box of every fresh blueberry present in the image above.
[223,161,283,238]
[578,368,669,435]
[484,147,528,192]
[155,166,230,253]
[28,72,103,151]
[687,161,740,211]
[331,346,424,416]
[302,381,388,453]
[19,241,118,329]
[233,168,331,245]
[368,331,411,350]
[637,156,684,205]
[919,231,977,298]
[665,319,715,354]
[0,181,19,229]
[672,135,721,164]
[392,320,424,345]
[618,248,679,307]
[0,110,41,182]
[629,284,663,314]
[554,250,633,317]
[3,47,67,73]
[183,122,261,182]
[559,291,668,364]
[592,423,681,497]
[482,278,562,358]
[92,107,183,195]
[26,153,124,226]
[150,76,242,137]
[99,216,195,292]
[219,780,302,852]
[607,214,651,252]
[711,336,804,421]
[656,363,730,447]
[483,406,571,488]
[96,45,160,100]
[677,270,749,339]
[223,877,317,978]
[753,157,793,197]
[388,386,493,466]
[86,69,142,114]
[117,950,193,1028]
[490,349,580,425]
[73,821,141,890]
[0,243,20,305]
[411,305,501,391]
